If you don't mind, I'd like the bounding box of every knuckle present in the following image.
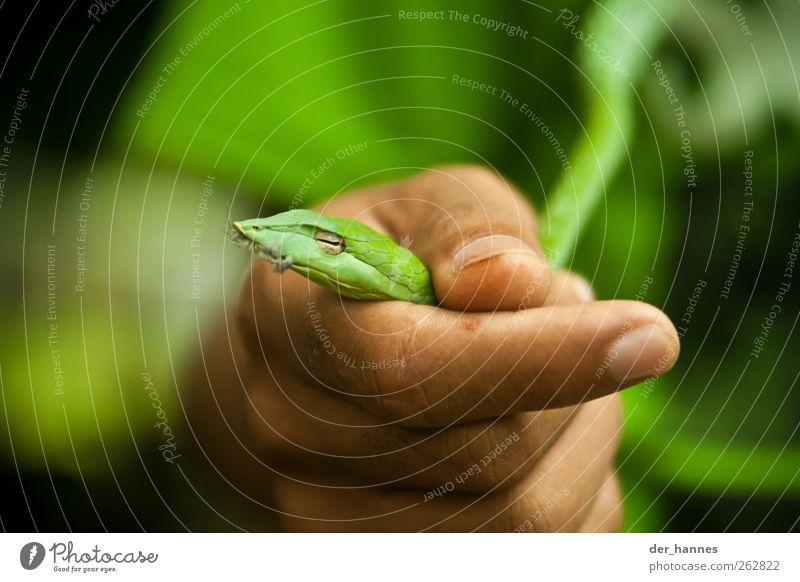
[434,165,533,217]
[436,164,507,192]
[417,165,519,210]
[415,165,537,245]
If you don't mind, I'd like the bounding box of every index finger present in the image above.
[240,261,678,427]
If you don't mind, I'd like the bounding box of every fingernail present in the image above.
[455,235,537,270]
[572,277,595,303]
[607,324,678,383]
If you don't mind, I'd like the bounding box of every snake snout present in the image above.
[227,221,252,248]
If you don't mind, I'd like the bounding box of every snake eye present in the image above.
[315,230,345,255]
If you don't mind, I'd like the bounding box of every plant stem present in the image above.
[541,0,677,269]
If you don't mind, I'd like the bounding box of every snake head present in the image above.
[229,210,435,304]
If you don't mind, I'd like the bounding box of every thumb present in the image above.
[401,167,552,312]
[429,233,551,311]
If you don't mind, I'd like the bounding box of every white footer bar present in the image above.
[1,533,797,581]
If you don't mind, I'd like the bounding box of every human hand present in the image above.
[194,165,679,531]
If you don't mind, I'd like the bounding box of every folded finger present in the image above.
[269,395,620,532]
[243,362,576,492]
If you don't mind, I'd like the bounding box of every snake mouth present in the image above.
[228,221,255,249]
[228,220,294,272]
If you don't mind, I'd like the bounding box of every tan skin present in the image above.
[189,165,680,532]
